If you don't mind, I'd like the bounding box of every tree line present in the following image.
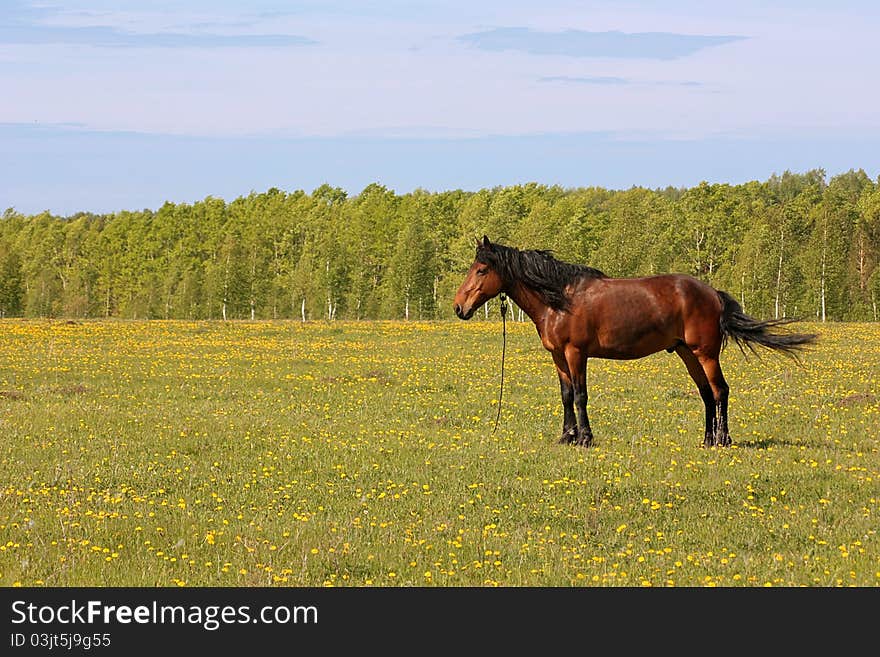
[1,168,879,322]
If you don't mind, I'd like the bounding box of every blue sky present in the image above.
[2,0,879,214]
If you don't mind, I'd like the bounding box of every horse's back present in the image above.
[613,272,724,334]
[586,273,716,307]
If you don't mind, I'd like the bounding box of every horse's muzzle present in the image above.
[454,303,473,320]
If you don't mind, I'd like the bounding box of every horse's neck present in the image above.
[505,281,553,330]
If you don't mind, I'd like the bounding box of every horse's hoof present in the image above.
[702,435,716,448]
[559,428,577,444]
[717,434,732,447]
[575,430,594,448]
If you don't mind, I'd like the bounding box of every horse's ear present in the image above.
[482,235,492,249]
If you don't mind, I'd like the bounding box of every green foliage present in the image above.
[1,169,879,320]
[0,242,23,317]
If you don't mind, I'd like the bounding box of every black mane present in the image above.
[477,242,605,310]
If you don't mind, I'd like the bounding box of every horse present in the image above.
[453,236,818,448]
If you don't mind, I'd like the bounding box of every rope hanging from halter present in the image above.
[493,292,508,433]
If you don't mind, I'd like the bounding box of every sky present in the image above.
[2,0,879,215]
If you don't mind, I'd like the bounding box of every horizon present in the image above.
[2,158,872,219]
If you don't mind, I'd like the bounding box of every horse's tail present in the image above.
[716,290,818,358]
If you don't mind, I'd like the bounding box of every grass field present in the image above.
[0,318,877,587]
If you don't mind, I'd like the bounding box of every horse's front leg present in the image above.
[566,347,593,447]
[551,354,577,443]
[557,372,577,444]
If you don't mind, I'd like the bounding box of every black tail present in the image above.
[717,290,818,359]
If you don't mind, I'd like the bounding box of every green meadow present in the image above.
[0,319,877,586]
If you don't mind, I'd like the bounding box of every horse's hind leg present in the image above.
[675,346,717,447]
[564,347,593,447]
[698,356,731,447]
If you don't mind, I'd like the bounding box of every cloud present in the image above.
[0,1,316,49]
[0,23,316,48]
[539,76,705,87]
[458,27,746,60]
[538,76,629,85]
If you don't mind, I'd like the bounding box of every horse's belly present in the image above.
[589,342,664,360]
[590,322,676,359]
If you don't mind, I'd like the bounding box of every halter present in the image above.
[492,292,508,433]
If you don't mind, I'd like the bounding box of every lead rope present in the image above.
[493,292,508,433]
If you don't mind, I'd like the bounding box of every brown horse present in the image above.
[453,236,818,447]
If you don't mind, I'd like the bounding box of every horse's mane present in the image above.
[476,242,606,310]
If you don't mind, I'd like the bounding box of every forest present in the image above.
[1,168,879,322]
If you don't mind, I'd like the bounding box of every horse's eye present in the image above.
[476,268,488,276]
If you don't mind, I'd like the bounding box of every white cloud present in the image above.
[0,0,878,140]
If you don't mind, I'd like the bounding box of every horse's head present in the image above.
[453,235,504,320]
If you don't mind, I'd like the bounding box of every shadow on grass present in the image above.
[736,437,779,449]
[736,435,842,450]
